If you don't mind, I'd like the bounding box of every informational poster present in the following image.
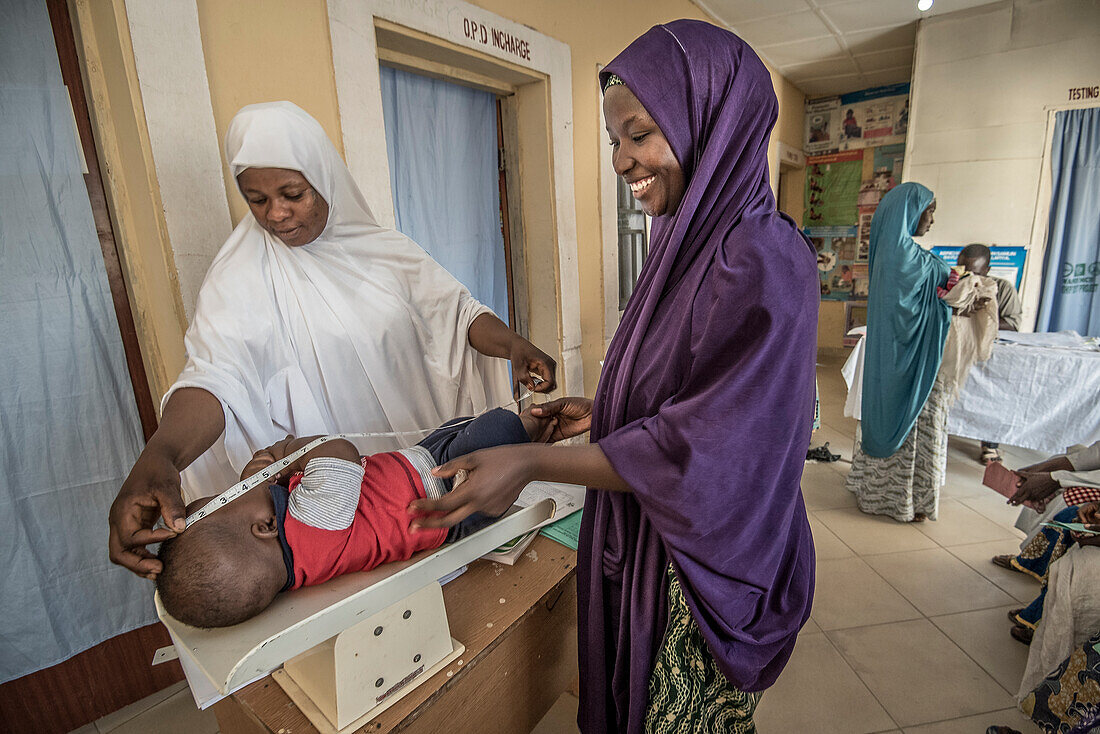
[931,246,1028,289]
[844,302,868,346]
[804,150,862,227]
[808,225,860,300]
[873,144,905,190]
[857,207,875,261]
[804,83,909,155]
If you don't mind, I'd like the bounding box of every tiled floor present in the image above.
[74,356,1045,734]
[751,357,1044,734]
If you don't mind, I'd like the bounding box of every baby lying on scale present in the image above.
[157,408,549,628]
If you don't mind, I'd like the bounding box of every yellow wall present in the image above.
[72,0,189,402]
[195,0,345,226]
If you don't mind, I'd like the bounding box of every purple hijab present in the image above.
[580,21,818,733]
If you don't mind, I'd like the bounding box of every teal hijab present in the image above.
[861,182,951,458]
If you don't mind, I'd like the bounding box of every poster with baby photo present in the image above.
[805,84,909,155]
[851,263,869,298]
[806,226,858,300]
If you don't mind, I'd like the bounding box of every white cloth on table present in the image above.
[842,326,867,420]
[1017,544,1100,700]
[845,332,1100,454]
[167,102,509,500]
[995,330,1098,349]
[947,341,1100,454]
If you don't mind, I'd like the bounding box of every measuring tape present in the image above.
[178,387,538,529]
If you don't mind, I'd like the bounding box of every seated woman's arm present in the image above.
[108,387,226,578]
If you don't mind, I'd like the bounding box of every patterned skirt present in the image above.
[1020,632,1100,733]
[1013,505,1080,629]
[644,566,760,733]
[846,378,949,522]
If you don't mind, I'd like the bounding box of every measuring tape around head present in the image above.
[178,387,538,529]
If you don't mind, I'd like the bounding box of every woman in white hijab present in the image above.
[108,102,555,578]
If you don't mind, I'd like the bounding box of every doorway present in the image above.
[379,65,516,328]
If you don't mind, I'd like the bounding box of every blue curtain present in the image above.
[1036,107,1100,336]
[0,0,150,682]
[379,66,510,325]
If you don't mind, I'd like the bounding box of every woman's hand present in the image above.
[108,387,226,578]
[108,447,186,580]
[1008,470,1061,508]
[1076,502,1100,526]
[509,337,557,399]
[529,397,593,442]
[409,444,538,530]
[466,313,557,400]
[1072,504,1100,546]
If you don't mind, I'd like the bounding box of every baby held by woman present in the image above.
[157,408,551,628]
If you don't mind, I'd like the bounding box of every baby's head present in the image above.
[157,486,287,628]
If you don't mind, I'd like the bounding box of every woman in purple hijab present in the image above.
[410,20,818,732]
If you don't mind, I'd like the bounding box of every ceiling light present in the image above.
[917,0,934,11]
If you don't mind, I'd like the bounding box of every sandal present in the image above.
[1007,608,1024,622]
[981,446,1003,465]
[807,442,841,462]
[991,554,1016,570]
[1010,625,1033,645]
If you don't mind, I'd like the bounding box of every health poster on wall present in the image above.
[857,206,875,261]
[931,246,1028,289]
[804,151,863,227]
[807,225,860,300]
[803,83,909,155]
[872,144,905,189]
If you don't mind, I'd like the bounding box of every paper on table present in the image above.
[540,509,582,550]
[514,481,585,521]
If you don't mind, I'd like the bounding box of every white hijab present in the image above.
[169,102,509,499]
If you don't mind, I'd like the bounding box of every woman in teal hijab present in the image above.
[846,182,952,522]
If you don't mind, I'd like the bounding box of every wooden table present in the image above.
[213,536,578,734]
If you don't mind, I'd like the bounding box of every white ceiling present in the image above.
[693,0,997,98]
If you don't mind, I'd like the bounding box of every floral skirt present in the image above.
[1013,505,1078,629]
[1020,632,1100,733]
[644,566,760,733]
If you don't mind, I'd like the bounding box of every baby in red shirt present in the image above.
[157,408,551,628]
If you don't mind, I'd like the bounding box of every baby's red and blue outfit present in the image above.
[268,408,529,590]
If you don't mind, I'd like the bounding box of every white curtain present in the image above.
[379,66,510,325]
[0,0,151,683]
